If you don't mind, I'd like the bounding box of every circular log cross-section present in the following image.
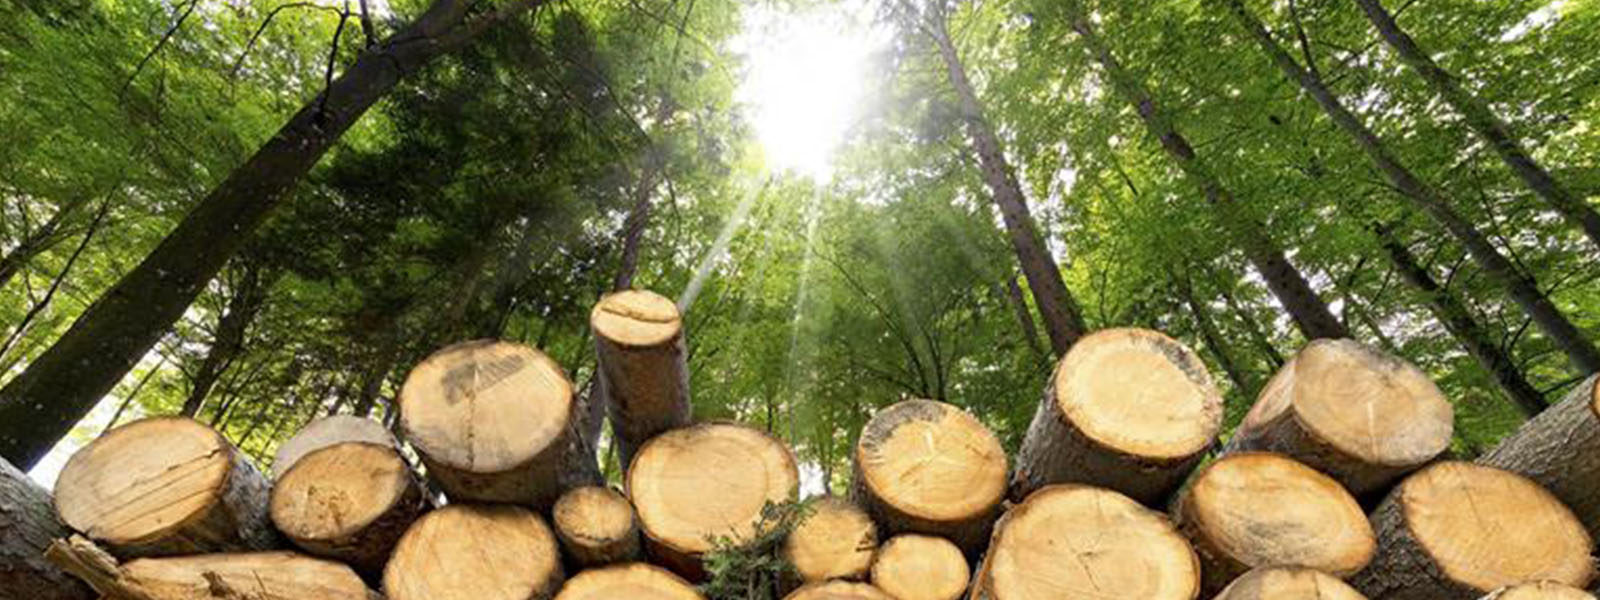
[553,563,703,600]
[870,534,969,600]
[591,290,692,470]
[628,422,800,580]
[53,417,276,558]
[553,486,641,569]
[972,485,1199,600]
[46,537,377,600]
[384,504,564,600]
[783,497,877,585]
[1480,582,1597,600]
[272,415,397,478]
[399,340,597,508]
[1,458,93,600]
[270,441,426,577]
[1224,339,1453,496]
[1481,373,1600,537]
[1011,328,1222,505]
[1173,452,1375,594]
[1214,567,1368,600]
[785,582,896,600]
[1352,462,1595,599]
[850,399,1007,554]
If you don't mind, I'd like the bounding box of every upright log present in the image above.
[53,417,277,557]
[851,399,1007,554]
[870,534,969,600]
[1351,462,1595,599]
[786,582,896,600]
[1480,582,1597,600]
[1480,374,1600,537]
[271,414,397,477]
[1010,328,1223,505]
[552,486,641,569]
[553,563,703,600]
[1223,339,1453,495]
[1214,567,1368,600]
[591,290,693,470]
[45,535,377,600]
[384,504,564,600]
[1,457,94,600]
[783,496,877,585]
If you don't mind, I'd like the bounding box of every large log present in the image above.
[1171,452,1375,594]
[1222,339,1453,495]
[398,340,598,508]
[1480,582,1598,599]
[591,290,692,469]
[850,399,1006,554]
[1010,328,1223,505]
[1351,462,1595,599]
[552,485,641,569]
[870,534,968,600]
[1480,373,1600,537]
[384,503,564,600]
[53,417,277,557]
[1214,567,1368,600]
[271,415,397,477]
[627,422,799,580]
[45,535,377,600]
[783,496,877,585]
[786,581,896,600]
[1,457,94,599]
[553,563,703,599]
[970,484,1199,600]
[269,428,427,577]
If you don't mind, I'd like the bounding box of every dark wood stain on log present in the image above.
[440,352,527,405]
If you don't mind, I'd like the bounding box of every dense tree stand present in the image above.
[783,496,878,585]
[1214,567,1368,600]
[552,486,642,569]
[552,563,704,600]
[45,535,377,600]
[0,457,94,600]
[1479,374,1600,537]
[383,504,564,600]
[591,290,693,470]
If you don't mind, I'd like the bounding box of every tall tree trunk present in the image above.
[1002,272,1046,356]
[613,149,664,292]
[1177,272,1256,397]
[0,201,84,292]
[1223,0,1600,374]
[1220,285,1286,368]
[179,265,271,417]
[0,0,542,468]
[1351,0,1600,253]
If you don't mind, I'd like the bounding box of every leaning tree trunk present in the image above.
[0,0,543,469]
[590,290,692,471]
[1,457,95,600]
[45,536,378,600]
[552,486,642,569]
[180,264,271,417]
[1214,567,1369,600]
[384,504,564,600]
[1479,374,1600,537]
[554,563,703,600]
[869,534,968,600]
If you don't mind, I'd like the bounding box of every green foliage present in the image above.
[699,499,815,600]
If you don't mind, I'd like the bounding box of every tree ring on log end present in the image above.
[1483,581,1598,599]
[1213,567,1367,600]
[399,340,572,475]
[553,563,702,600]
[856,399,1006,523]
[628,422,799,556]
[54,417,233,548]
[785,581,896,600]
[384,504,562,600]
[784,497,876,583]
[271,441,412,543]
[1053,328,1222,460]
[591,290,682,348]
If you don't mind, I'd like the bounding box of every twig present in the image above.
[121,0,198,99]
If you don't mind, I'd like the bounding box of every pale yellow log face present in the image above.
[554,486,636,546]
[384,504,560,600]
[1212,567,1367,600]
[1489,581,1599,600]
[1053,328,1222,459]
[273,415,395,478]
[122,552,373,600]
[629,423,799,555]
[784,581,896,600]
[857,399,1006,522]
[591,290,682,347]
[553,563,703,600]
[271,442,411,541]
[1188,453,1375,576]
[1403,462,1595,593]
[398,340,572,473]
[1589,379,1599,420]
[870,534,968,600]
[784,497,876,582]
[55,417,231,545]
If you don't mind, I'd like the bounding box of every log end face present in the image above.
[856,400,1006,525]
[1053,328,1223,461]
[1214,567,1368,600]
[272,415,396,478]
[870,534,968,600]
[784,581,896,600]
[553,563,702,600]
[1293,340,1454,468]
[1482,581,1599,600]
[554,486,638,562]
[629,423,799,558]
[592,290,682,348]
[384,504,563,600]
[784,497,877,583]
[270,442,413,543]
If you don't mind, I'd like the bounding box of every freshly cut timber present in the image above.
[971,484,1199,600]
[783,497,877,584]
[1351,462,1595,599]
[53,417,277,557]
[384,504,564,600]
[553,563,704,600]
[553,486,641,568]
[591,290,692,469]
[270,435,427,576]
[1172,452,1375,594]
[1223,339,1453,495]
[869,534,968,600]
[628,422,799,580]
[1011,328,1223,504]
[45,535,377,600]
[785,581,896,600]
[850,399,1007,554]
[1480,373,1600,536]
[1,458,93,600]
[271,414,397,477]
[1214,567,1368,600]
[1480,582,1597,599]
[398,339,598,507]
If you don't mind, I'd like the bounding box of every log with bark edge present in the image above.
[398,339,598,508]
[850,399,1007,555]
[384,503,564,600]
[552,485,641,569]
[869,534,968,600]
[783,496,878,585]
[591,290,692,470]
[1171,452,1375,595]
[53,417,277,557]
[786,581,897,600]
[1222,339,1453,495]
[1480,373,1600,537]
[271,414,397,477]
[969,484,1199,600]
[1479,582,1598,600]
[1,457,94,599]
[1350,462,1595,599]
[627,422,799,580]
[1010,328,1223,505]
[1213,567,1368,600]
[44,535,378,600]
[553,563,704,600]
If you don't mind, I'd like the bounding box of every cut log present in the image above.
[398,339,598,508]
[53,417,277,557]
[270,440,427,577]
[1351,462,1595,599]
[1214,567,1368,600]
[45,535,377,600]
[786,581,896,600]
[553,563,703,600]
[1222,339,1453,495]
[1,457,94,600]
[591,290,692,470]
[384,503,564,600]
[1480,582,1598,599]
[552,485,641,568]
[970,484,1199,600]
[271,415,397,477]
[1010,328,1223,505]
[1172,452,1375,595]
[1480,373,1600,537]
[783,496,877,584]
[850,399,1006,554]
[627,422,799,580]
[869,534,968,600]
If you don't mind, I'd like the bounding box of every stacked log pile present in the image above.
[5,291,1599,600]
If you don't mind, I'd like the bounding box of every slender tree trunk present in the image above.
[0,201,84,292]
[1220,285,1286,368]
[101,354,169,436]
[179,265,271,417]
[1003,272,1046,356]
[0,199,111,362]
[1177,273,1256,397]
[0,0,542,468]
[613,146,665,292]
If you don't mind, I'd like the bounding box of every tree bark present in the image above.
[1,457,95,600]
[1478,374,1600,538]
[1002,272,1046,356]
[180,265,271,417]
[591,290,692,471]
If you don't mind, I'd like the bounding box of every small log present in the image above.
[627,422,799,581]
[44,535,377,600]
[869,534,968,600]
[271,415,397,477]
[970,484,1199,600]
[1171,452,1375,595]
[553,563,703,600]
[783,497,877,585]
[1222,339,1453,495]
[591,290,693,470]
[1010,328,1223,505]
[850,399,1006,555]
[384,503,564,600]
[786,581,896,600]
[0,457,94,599]
[270,438,427,577]
[1351,462,1595,599]
[1480,373,1600,537]
[1214,567,1368,600]
[1479,582,1598,599]
[53,417,277,557]
[552,485,641,568]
